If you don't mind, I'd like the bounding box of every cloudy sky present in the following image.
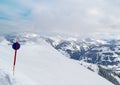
[0,0,120,37]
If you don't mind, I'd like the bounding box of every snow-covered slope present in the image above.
[0,37,113,85]
[46,37,120,66]
[45,36,120,84]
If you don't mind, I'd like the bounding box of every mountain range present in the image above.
[0,32,118,85]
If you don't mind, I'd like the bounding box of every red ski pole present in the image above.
[13,49,17,75]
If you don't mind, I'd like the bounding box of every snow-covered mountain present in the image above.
[45,36,120,85]
[46,37,120,66]
[0,33,113,85]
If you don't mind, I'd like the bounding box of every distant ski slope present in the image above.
[0,38,113,85]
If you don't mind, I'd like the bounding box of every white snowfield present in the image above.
[0,39,113,85]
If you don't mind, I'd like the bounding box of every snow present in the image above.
[79,61,99,73]
[0,69,12,85]
[0,38,113,85]
[96,39,107,44]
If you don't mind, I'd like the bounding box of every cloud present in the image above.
[0,0,120,37]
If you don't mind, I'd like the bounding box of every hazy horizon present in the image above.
[0,0,120,37]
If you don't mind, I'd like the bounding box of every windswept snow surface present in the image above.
[0,39,113,85]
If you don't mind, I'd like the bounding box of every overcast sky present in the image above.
[0,0,120,37]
